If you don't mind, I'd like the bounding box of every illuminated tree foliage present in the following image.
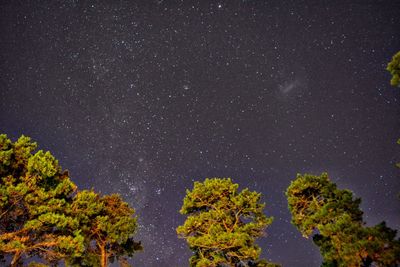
[0,134,83,266]
[0,134,141,266]
[67,191,142,267]
[286,173,400,267]
[387,51,400,87]
[177,178,279,267]
[387,51,400,169]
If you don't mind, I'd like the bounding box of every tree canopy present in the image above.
[286,173,400,267]
[177,178,279,267]
[0,134,141,266]
[67,190,142,267]
[387,51,400,169]
[387,51,400,87]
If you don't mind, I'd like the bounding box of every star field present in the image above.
[0,1,399,266]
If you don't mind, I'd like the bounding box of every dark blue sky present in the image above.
[1,1,399,266]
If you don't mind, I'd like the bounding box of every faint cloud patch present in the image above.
[279,80,301,94]
[276,76,307,102]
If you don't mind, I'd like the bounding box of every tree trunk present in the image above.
[11,251,21,267]
[99,243,107,267]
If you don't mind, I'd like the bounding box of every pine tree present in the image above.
[387,51,400,87]
[0,134,84,266]
[67,190,142,267]
[286,173,400,267]
[0,134,141,266]
[177,178,278,267]
[386,51,400,169]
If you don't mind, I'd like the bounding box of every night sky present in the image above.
[1,1,399,266]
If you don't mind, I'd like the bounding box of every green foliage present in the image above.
[286,173,363,238]
[388,53,400,169]
[0,134,82,265]
[66,191,142,267]
[0,134,141,266]
[387,51,400,87]
[286,173,400,267]
[27,150,59,178]
[177,178,278,267]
